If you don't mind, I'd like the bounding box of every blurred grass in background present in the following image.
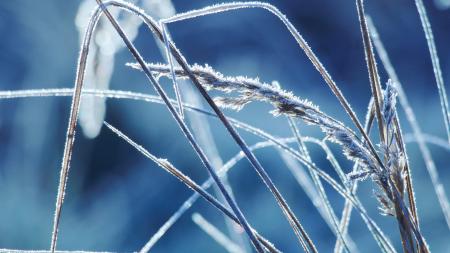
[0,0,449,252]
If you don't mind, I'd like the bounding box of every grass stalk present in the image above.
[368,15,450,230]
[104,122,280,253]
[98,2,318,251]
[161,2,385,173]
[355,0,386,145]
[160,22,184,119]
[0,86,397,252]
[159,19,249,251]
[140,137,295,253]
[93,1,265,251]
[1,0,447,250]
[286,118,355,253]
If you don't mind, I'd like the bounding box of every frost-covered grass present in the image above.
[0,0,449,252]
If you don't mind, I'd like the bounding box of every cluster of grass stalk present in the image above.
[0,0,449,252]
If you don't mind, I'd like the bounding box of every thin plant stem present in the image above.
[0,86,397,252]
[286,118,355,253]
[93,1,264,252]
[160,20,249,251]
[105,117,394,253]
[368,15,450,230]
[49,5,103,251]
[0,87,397,252]
[96,2,318,251]
[356,2,416,251]
[335,101,375,253]
[104,122,280,253]
[161,1,386,174]
[160,22,184,119]
[356,3,424,251]
[140,137,294,253]
[355,0,385,145]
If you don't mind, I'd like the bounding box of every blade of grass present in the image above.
[286,118,355,253]
[95,2,317,251]
[368,15,450,230]
[50,5,103,251]
[0,86,395,252]
[355,0,385,145]
[160,22,184,119]
[161,1,386,172]
[335,99,375,253]
[162,12,428,240]
[104,122,280,253]
[100,2,419,248]
[93,1,265,252]
[159,19,249,251]
[356,4,420,251]
[3,89,448,167]
[140,137,295,253]
[105,116,394,253]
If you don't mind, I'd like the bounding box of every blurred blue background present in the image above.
[0,0,449,252]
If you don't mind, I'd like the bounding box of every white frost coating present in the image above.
[126,3,377,248]
[368,16,450,230]
[130,63,381,178]
[285,116,355,252]
[104,121,274,253]
[140,137,292,253]
[161,23,185,119]
[161,2,382,173]
[0,87,395,252]
[181,81,252,251]
[155,1,249,249]
[192,213,245,253]
[106,111,390,252]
